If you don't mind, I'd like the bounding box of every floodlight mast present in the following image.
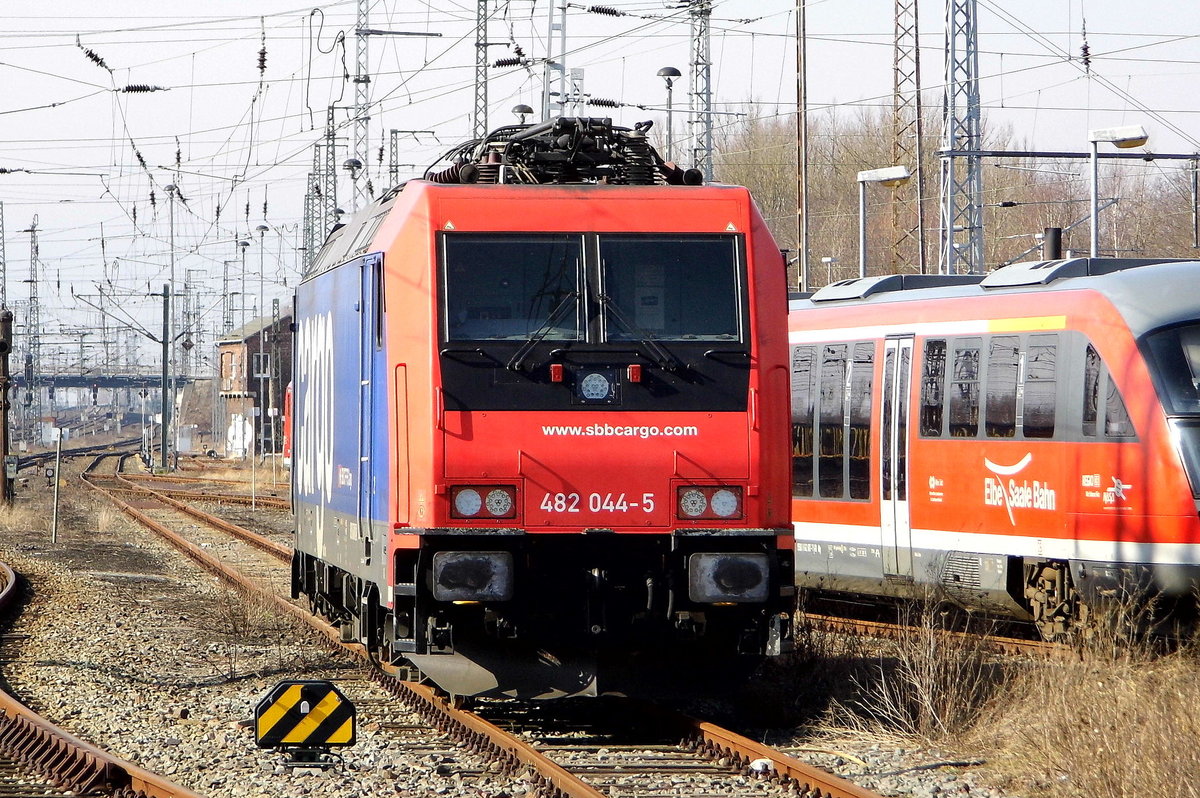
[1089,125,1149,257]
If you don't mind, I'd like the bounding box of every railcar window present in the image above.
[443,234,582,341]
[949,338,981,437]
[1023,334,1057,438]
[1174,420,1200,499]
[986,336,1019,438]
[791,345,816,497]
[1145,324,1200,414]
[882,349,895,500]
[896,345,911,500]
[920,339,946,437]
[1105,376,1134,437]
[599,235,740,341]
[1083,344,1135,438]
[849,342,874,500]
[1083,345,1102,436]
[818,344,848,498]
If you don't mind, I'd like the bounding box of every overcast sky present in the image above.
[0,0,1196,368]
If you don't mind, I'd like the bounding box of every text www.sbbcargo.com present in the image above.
[541,423,699,439]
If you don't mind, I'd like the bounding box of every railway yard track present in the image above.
[0,557,202,797]
[80,451,890,797]
[0,443,1017,798]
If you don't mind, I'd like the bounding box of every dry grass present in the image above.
[978,653,1200,798]
[826,604,1008,742]
[95,506,124,535]
[191,583,308,680]
[0,503,44,533]
[789,596,1200,798]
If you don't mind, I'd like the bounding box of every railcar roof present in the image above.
[789,257,1200,339]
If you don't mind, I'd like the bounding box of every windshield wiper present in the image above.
[598,294,681,372]
[506,290,580,371]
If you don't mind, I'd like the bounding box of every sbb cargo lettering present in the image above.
[542,423,699,439]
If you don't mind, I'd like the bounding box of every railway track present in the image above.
[81,451,889,798]
[0,556,202,798]
[117,471,290,511]
[798,611,1062,657]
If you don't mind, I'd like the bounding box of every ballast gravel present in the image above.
[0,455,1017,798]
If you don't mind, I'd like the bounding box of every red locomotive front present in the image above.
[292,119,793,698]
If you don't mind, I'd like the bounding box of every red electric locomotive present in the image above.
[788,258,1200,638]
[291,118,794,698]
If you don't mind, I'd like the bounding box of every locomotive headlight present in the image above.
[675,486,743,520]
[687,552,769,603]
[485,488,514,517]
[679,489,708,517]
[452,488,483,517]
[432,551,513,602]
[450,485,518,519]
[710,489,739,518]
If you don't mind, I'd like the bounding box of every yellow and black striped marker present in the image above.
[254,680,356,748]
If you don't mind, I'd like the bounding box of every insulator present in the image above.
[82,47,110,70]
[122,84,164,93]
[513,44,526,59]
[493,57,523,68]
[588,97,620,108]
[258,46,267,74]
[427,163,480,184]
[133,148,147,169]
[589,5,624,16]
[149,190,156,208]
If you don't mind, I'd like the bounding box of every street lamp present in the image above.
[657,67,681,163]
[1089,124,1149,257]
[820,256,839,286]
[856,166,911,278]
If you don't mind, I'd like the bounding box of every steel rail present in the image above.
[800,612,1060,657]
[106,472,291,561]
[398,682,606,798]
[121,472,288,489]
[149,487,290,511]
[0,559,204,798]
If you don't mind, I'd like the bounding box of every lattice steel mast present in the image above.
[892,0,928,271]
[689,0,714,181]
[353,0,371,207]
[474,0,489,139]
[939,0,984,274]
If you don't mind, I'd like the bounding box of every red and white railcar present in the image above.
[788,259,1200,636]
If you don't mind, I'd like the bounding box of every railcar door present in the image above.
[881,336,914,579]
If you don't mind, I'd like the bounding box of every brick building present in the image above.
[215,315,292,458]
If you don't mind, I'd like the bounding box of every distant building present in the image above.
[215,314,292,458]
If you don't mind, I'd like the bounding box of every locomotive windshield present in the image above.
[443,234,583,341]
[442,232,744,344]
[600,235,741,341]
